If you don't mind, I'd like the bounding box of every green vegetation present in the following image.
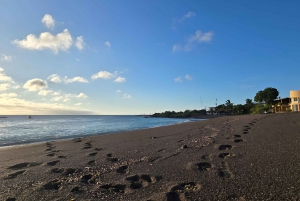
[213,87,279,115]
[254,87,279,105]
[152,109,206,118]
[153,87,280,117]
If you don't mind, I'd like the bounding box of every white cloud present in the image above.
[116,90,121,93]
[180,11,196,22]
[75,103,82,106]
[48,74,88,84]
[172,44,181,52]
[1,54,13,61]
[23,78,48,91]
[0,93,18,98]
[47,74,62,83]
[64,76,88,83]
[0,83,20,91]
[174,77,182,82]
[38,89,60,96]
[91,71,115,80]
[75,36,85,50]
[189,30,213,43]
[123,93,132,99]
[0,83,9,91]
[114,76,126,83]
[77,93,87,99]
[185,74,193,81]
[41,14,55,29]
[13,29,73,54]
[51,92,87,102]
[0,69,20,90]
[172,11,196,28]
[173,30,213,52]
[105,41,111,48]
[0,68,13,82]
[51,96,64,101]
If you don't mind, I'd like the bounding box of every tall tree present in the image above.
[225,100,233,114]
[254,87,279,105]
[245,98,254,114]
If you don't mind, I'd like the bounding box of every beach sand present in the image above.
[1,113,300,201]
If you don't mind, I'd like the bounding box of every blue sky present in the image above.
[0,0,300,115]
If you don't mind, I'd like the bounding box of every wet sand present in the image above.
[1,113,300,201]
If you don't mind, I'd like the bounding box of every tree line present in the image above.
[152,87,280,118]
[214,87,279,115]
[152,109,206,118]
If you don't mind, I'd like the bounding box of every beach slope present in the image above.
[1,113,300,200]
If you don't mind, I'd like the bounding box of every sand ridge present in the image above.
[1,113,300,200]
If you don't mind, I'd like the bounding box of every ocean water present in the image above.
[0,115,204,147]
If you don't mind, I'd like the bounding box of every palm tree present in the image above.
[225,100,234,114]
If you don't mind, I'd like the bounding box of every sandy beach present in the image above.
[1,113,300,201]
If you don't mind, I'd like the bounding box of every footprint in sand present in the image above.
[83,142,92,149]
[234,139,243,143]
[166,182,201,201]
[7,162,42,170]
[81,174,93,183]
[201,154,210,160]
[5,170,26,179]
[116,165,128,174]
[88,152,98,157]
[46,160,60,166]
[196,162,212,171]
[125,174,160,190]
[106,153,119,162]
[70,186,82,193]
[50,168,64,174]
[218,153,231,159]
[218,144,232,150]
[43,180,61,190]
[99,184,127,193]
[57,155,67,159]
[187,162,212,172]
[218,162,232,178]
[6,198,16,201]
[72,138,82,143]
[87,160,95,165]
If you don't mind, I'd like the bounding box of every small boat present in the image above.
[28,115,31,119]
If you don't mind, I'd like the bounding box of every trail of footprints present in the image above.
[4,117,267,200]
[182,118,262,187]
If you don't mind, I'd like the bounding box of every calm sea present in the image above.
[0,115,204,147]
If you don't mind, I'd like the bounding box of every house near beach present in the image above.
[272,90,300,113]
[290,90,300,112]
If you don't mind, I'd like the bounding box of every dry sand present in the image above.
[1,113,300,201]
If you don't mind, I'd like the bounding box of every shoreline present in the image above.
[1,113,299,200]
[0,116,209,149]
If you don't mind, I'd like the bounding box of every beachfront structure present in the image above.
[272,90,300,113]
[272,97,291,113]
[290,90,300,112]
